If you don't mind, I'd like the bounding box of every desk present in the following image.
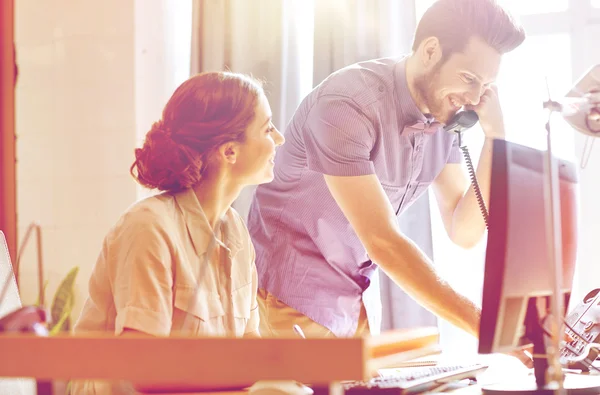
[66,356,600,395]
[0,334,553,395]
[439,355,600,394]
[123,354,532,395]
[0,328,443,394]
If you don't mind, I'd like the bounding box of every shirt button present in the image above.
[378,86,384,92]
[359,276,371,290]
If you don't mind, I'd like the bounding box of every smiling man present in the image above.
[247,0,526,340]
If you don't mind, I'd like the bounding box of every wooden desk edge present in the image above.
[0,334,367,386]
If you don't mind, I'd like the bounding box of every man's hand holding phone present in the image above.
[466,84,506,140]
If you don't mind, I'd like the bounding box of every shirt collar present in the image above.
[394,58,442,135]
[173,188,243,258]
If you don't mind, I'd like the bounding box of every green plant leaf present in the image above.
[49,295,73,336]
[50,266,79,330]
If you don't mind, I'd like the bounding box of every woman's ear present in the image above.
[218,142,238,165]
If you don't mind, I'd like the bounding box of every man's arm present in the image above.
[432,85,505,249]
[324,174,481,337]
[431,138,494,249]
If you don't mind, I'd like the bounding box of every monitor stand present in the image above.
[482,299,600,395]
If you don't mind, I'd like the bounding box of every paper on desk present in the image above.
[472,354,532,386]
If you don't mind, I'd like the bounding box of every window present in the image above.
[496,0,568,15]
[498,33,574,159]
[416,0,569,17]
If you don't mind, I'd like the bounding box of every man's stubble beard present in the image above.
[413,65,454,125]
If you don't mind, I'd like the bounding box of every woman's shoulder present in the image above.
[225,206,249,232]
[107,192,178,240]
[224,207,253,245]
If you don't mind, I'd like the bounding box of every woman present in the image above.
[71,71,284,394]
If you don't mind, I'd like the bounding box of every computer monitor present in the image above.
[479,139,578,354]
[478,139,600,394]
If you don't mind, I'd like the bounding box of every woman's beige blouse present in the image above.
[74,188,259,337]
[70,188,260,394]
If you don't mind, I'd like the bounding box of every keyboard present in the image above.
[341,364,488,395]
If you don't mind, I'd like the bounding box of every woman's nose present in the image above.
[274,128,285,146]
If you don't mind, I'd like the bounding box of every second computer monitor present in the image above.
[479,139,579,355]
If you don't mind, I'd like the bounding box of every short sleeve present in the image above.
[447,133,463,164]
[109,213,174,336]
[303,96,376,176]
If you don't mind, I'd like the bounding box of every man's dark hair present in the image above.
[412,0,526,58]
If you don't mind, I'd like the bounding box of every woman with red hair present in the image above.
[71,71,284,394]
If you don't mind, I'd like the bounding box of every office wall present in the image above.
[14,0,191,323]
[14,0,137,320]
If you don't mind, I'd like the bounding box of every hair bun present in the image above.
[130,120,203,191]
[151,120,170,137]
[130,71,265,192]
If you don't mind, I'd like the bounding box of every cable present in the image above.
[457,133,489,229]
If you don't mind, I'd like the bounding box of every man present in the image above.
[247,0,526,339]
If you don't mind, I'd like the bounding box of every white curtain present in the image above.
[312,0,414,84]
[191,0,315,217]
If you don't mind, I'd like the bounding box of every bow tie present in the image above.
[402,120,441,136]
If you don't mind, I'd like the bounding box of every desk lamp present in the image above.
[541,64,600,394]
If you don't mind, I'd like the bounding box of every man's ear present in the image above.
[217,142,238,165]
[420,37,443,69]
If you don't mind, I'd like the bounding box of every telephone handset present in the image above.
[443,110,480,138]
[443,110,490,228]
